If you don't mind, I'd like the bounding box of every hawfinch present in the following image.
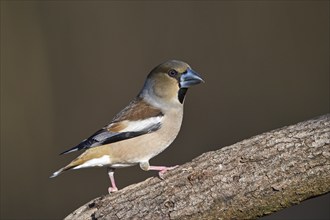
[50,60,204,193]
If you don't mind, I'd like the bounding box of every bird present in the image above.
[50,60,204,194]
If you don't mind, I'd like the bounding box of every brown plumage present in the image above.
[112,98,163,123]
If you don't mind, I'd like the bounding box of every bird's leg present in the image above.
[140,162,178,179]
[107,167,118,193]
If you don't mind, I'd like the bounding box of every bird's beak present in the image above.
[180,68,205,88]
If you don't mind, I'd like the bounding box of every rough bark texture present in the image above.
[65,114,330,220]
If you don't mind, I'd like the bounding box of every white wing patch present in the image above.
[74,155,111,169]
[120,116,163,132]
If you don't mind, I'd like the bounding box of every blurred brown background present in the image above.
[1,1,329,219]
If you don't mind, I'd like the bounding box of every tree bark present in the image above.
[65,114,330,220]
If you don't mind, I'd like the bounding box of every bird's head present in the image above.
[141,60,204,105]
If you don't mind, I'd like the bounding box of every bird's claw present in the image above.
[108,187,118,194]
[158,165,179,179]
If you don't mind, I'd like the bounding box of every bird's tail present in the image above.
[50,155,87,178]
[50,158,82,178]
[50,148,109,178]
[50,167,65,178]
[50,164,76,178]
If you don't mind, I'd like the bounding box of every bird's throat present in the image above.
[178,88,188,104]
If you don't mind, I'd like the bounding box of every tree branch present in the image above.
[65,114,330,220]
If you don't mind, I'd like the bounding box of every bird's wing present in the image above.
[60,97,163,155]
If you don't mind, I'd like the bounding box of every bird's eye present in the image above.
[168,69,178,77]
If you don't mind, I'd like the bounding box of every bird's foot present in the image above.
[108,186,118,194]
[107,168,118,194]
[148,165,179,179]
